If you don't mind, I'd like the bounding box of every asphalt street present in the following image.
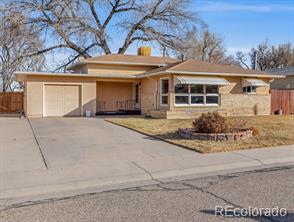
[1,165,293,222]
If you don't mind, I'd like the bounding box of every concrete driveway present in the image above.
[1,117,293,205]
[0,117,46,173]
[11,117,192,169]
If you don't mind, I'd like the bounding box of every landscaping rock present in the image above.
[178,128,253,141]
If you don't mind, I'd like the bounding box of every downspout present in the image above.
[269,78,275,94]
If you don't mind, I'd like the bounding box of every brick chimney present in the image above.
[137,46,151,56]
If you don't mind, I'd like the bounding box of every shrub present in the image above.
[192,112,229,133]
[250,126,260,137]
[192,112,249,134]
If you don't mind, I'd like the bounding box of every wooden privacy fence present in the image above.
[271,89,294,115]
[0,92,24,113]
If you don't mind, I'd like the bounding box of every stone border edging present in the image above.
[178,128,253,141]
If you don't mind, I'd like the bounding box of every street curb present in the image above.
[1,159,293,207]
[153,162,294,183]
[0,172,155,207]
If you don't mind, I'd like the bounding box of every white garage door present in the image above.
[44,85,81,117]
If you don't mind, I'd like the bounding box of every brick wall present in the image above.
[164,94,270,119]
[220,94,270,115]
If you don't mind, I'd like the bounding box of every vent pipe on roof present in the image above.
[252,51,258,70]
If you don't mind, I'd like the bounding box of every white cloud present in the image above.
[196,1,294,12]
[227,47,251,54]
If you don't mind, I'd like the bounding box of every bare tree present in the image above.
[4,0,196,71]
[235,51,250,69]
[235,41,294,71]
[174,25,236,65]
[249,41,272,71]
[270,42,294,68]
[237,41,294,71]
[0,8,45,92]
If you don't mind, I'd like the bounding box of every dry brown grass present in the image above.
[106,115,294,153]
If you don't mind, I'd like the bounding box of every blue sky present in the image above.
[191,0,294,55]
[49,0,294,65]
[124,0,294,56]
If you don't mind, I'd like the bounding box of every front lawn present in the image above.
[106,115,294,153]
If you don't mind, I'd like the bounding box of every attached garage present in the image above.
[44,85,81,117]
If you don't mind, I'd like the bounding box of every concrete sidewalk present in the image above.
[0,144,293,207]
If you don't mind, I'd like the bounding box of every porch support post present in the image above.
[168,74,175,111]
[169,92,175,111]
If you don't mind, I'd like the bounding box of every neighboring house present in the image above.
[268,67,294,89]
[15,47,282,119]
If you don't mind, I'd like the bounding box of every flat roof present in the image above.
[14,71,138,81]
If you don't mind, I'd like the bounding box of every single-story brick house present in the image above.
[15,47,282,119]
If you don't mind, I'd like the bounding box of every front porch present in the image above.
[96,80,141,115]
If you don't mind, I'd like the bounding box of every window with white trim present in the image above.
[243,86,256,93]
[160,78,169,106]
[174,84,219,106]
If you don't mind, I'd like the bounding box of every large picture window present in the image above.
[175,84,189,93]
[191,84,204,93]
[174,84,219,106]
[160,78,169,106]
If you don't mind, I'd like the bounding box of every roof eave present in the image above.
[139,70,285,78]
[67,62,84,70]
[14,71,139,80]
[67,60,168,70]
